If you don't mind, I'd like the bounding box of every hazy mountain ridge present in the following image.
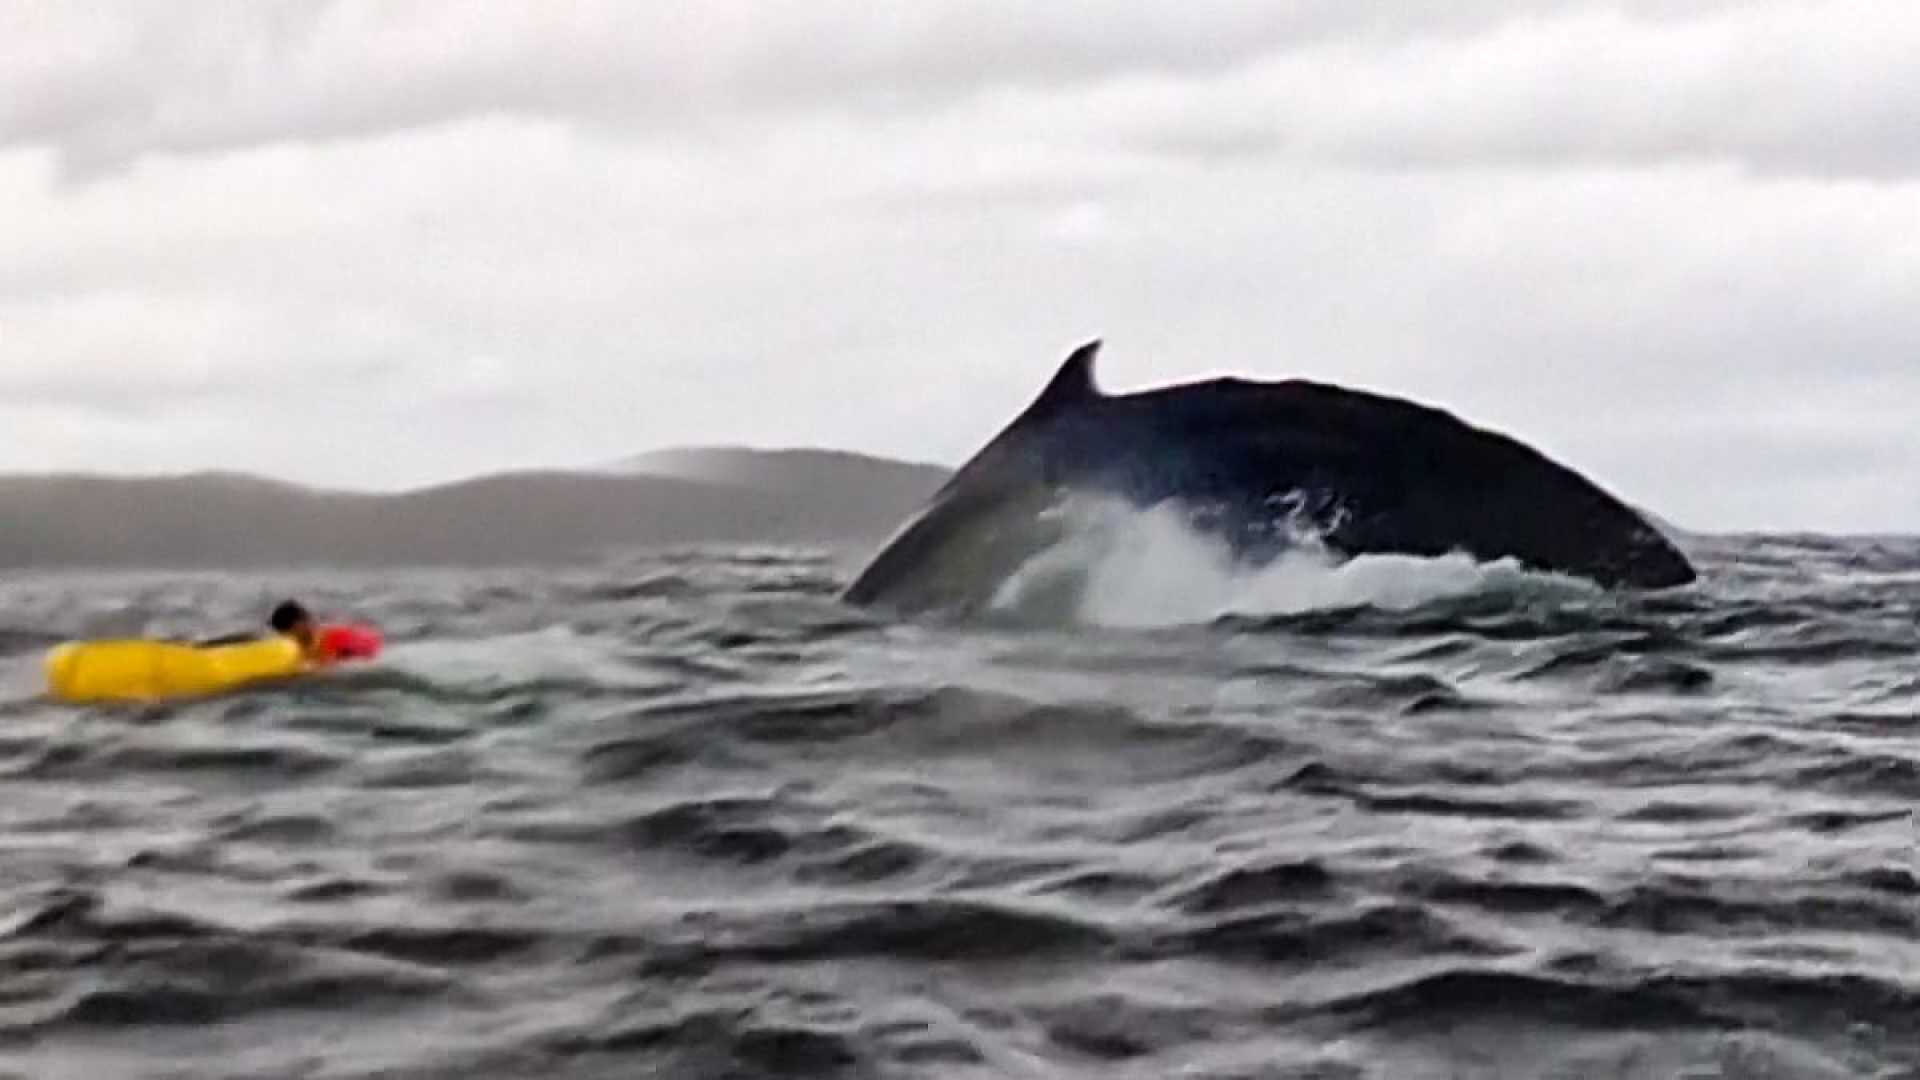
[616,445,948,484]
[0,449,951,568]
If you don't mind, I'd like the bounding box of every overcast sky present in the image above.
[4,1,1917,532]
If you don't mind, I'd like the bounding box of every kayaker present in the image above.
[268,600,319,656]
[195,599,319,657]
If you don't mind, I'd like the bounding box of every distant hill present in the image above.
[612,446,950,534]
[617,445,948,491]
[0,448,953,569]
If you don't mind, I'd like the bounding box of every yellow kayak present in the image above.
[44,635,309,704]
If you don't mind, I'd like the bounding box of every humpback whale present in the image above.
[842,341,1696,615]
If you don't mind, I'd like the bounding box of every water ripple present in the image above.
[0,538,1916,1077]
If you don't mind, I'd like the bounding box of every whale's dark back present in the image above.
[843,343,1696,612]
[1090,376,1696,588]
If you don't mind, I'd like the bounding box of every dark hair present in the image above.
[269,600,311,633]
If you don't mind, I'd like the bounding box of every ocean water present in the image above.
[0,518,1917,1079]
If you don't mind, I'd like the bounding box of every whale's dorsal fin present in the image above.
[1022,340,1103,422]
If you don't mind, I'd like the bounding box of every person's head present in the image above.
[270,599,314,648]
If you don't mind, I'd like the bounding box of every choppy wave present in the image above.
[0,528,1917,1077]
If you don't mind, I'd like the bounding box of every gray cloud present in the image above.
[5,2,1352,174]
[10,2,1880,178]
[1111,3,1920,179]
[0,2,1915,530]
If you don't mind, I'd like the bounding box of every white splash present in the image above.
[989,493,1596,629]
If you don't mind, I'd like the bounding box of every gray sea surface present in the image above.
[0,532,1916,1078]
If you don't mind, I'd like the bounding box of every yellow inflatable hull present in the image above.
[44,636,309,704]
